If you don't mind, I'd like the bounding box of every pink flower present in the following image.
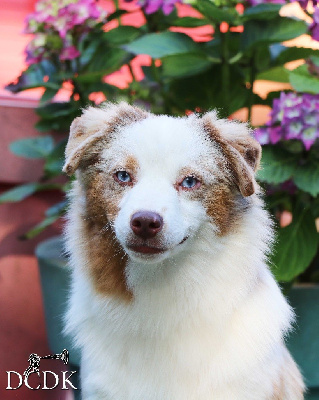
[59,45,81,60]
[310,7,319,41]
[139,0,182,15]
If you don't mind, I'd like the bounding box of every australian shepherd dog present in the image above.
[63,102,304,399]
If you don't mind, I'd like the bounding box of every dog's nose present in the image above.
[130,211,163,240]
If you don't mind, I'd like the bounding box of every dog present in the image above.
[63,102,305,399]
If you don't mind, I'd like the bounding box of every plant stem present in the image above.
[128,62,136,83]
[114,0,121,26]
[219,25,230,116]
[247,52,256,124]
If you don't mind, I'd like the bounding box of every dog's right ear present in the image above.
[202,112,261,197]
[63,116,93,176]
[63,102,148,176]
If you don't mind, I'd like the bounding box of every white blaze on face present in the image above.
[100,115,221,261]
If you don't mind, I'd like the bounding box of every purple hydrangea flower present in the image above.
[138,0,182,15]
[297,0,317,9]
[246,0,286,6]
[24,0,106,64]
[254,92,319,150]
[310,7,319,41]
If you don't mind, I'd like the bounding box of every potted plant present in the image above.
[255,90,319,394]
[2,0,319,396]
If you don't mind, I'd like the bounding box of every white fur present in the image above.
[64,108,304,399]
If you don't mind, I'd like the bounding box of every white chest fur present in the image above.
[65,204,293,400]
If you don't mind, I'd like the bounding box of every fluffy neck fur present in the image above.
[65,187,297,400]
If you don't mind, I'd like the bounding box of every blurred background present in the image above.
[1,0,319,398]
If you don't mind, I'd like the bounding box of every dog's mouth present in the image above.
[128,245,166,255]
[128,236,189,256]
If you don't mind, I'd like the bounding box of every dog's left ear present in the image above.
[63,102,148,176]
[202,112,261,197]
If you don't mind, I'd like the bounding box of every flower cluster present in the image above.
[246,0,285,6]
[125,0,182,15]
[255,92,319,150]
[24,0,106,65]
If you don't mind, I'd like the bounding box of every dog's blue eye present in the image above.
[115,171,131,183]
[181,176,199,189]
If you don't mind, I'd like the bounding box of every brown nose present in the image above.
[130,211,163,240]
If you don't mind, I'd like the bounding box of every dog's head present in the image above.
[64,102,261,267]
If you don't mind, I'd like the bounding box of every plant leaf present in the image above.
[274,46,319,65]
[0,183,40,204]
[22,215,60,240]
[271,209,319,281]
[243,3,282,21]
[124,32,199,58]
[293,162,319,197]
[241,17,307,51]
[104,26,141,46]
[5,60,60,93]
[256,66,290,83]
[106,9,128,22]
[171,17,210,27]
[10,136,54,159]
[162,53,213,78]
[45,200,68,217]
[196,0,237,24]
[81,47,131,79]
[44,139,67,178]
[257,145,296,184]
[289,64,319,94]
[39,87,60,105]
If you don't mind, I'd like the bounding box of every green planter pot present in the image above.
[36,236,81,397]
[36,236,80,366]
[287,285,319,399]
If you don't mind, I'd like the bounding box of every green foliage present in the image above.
[241,18,307,50]
[256,66,289,83]
[22,215,61,240]
[293,163,319,197]
[0,183,61,204]
[257,146,296,184]
[162,53,213,78]
[124,32,199,58]
[0,183,41,204]
[289,64,319,94]
[243,4,282,21]
[170,16,209,27]
[10,136,54,159]
[271,209,319,282]
[195,0,238,24]
[3,0,319,285]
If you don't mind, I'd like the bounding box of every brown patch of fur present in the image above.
[203,180,250,236]
[66,104,148,300]
[230,137,261,172]
[78,152,140,300]
[83,219,131,301]
[125,155,139,176]
[79,169,132,300]
[201,117,259,197]
[64,103,148,176]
